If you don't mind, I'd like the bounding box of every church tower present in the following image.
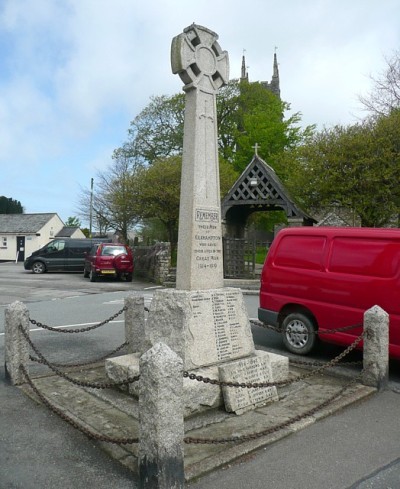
[241,51,280,99]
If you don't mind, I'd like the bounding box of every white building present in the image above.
[0,213,68,262]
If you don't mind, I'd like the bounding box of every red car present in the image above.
[83,243,133,282]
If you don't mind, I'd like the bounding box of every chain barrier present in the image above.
[184,333,364,389]
[19,325,139,389]
[289,358,362,368]
[19,306,367,447]
[30,341,129,368]
[250,319,362,335]
[20,365,138,445]
[184,371,363,444]
[29,306,127,334]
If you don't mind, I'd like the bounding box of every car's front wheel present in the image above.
[282,312,317,355]
[32,261,46,274]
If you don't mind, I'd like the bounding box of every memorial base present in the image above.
[106,287,289,416]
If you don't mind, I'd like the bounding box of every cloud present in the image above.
[0,0,399,220]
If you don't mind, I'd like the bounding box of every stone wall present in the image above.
[133,242,171,284]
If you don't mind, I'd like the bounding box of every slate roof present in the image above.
[56,226,79,237]
[221,154,315,224]
[0,213,58,233]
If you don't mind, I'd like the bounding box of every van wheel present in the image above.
[83,267,89,278]
[32,261,46,274]
[282,313,317,355]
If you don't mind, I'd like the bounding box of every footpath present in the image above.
[1,280,400,488]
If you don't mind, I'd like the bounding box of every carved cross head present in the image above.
[171,24,229,93]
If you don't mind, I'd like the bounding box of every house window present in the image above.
[2,237,7,248]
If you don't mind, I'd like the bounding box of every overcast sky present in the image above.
[1,0,399,224]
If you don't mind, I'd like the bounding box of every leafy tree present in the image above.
[65,216,81,227]
[115,80,310,174]
[285,111,400,227]
[121,94,185,165]
[233,81,310,174]
[130,156,238,252]
[0,196,23,214]
[359,50,400,116]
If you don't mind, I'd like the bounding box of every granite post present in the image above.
[171,23,229,290]
[139,342,184,489]
[125,295,146,354]
[362,305,389,390]
[5,301,30,385]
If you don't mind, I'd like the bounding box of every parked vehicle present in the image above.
[24,238,110,274]
[258,227,400,360]
[83,243,133,282]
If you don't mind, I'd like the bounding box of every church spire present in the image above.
[240,51,248,82]
[270,50,280,98]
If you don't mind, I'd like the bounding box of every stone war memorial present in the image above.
[106,23,289,417]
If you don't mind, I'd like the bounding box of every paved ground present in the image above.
[1,262,400,488]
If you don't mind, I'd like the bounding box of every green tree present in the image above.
[122,94,185,165]
[286,111,400,227]
[131,156,238,252]
[65,216,81,227]
[115,80,310,174]
[234,81,308,174]
[0,196,23,214]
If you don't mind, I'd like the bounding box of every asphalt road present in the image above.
[2,261,400,489]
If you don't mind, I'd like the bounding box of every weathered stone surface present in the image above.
[105,353,141,396]
[5,301,30,385]
[219,354,279,415]
[261,350,289,382]
[106,354,223,417]
[139,342,184,488]
[362,305,389,390]
[146,288,254,370]
[124,295,146,354]
[172,24,229,291]
[183,365,223,417]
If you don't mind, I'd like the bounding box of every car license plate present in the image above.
[101,270,116,274]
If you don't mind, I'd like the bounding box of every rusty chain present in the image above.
[184,333,364,389]
[29,306,127,333]
[184,371,363,444]
[20,365,138,445]
[250,319,362,335]
[30,341,129,368]
[19,325,139,389]
[289,357,362,368]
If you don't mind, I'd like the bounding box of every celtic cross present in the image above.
[171,24,229,290]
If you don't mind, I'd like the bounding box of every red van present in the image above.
[258,227,400,360]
